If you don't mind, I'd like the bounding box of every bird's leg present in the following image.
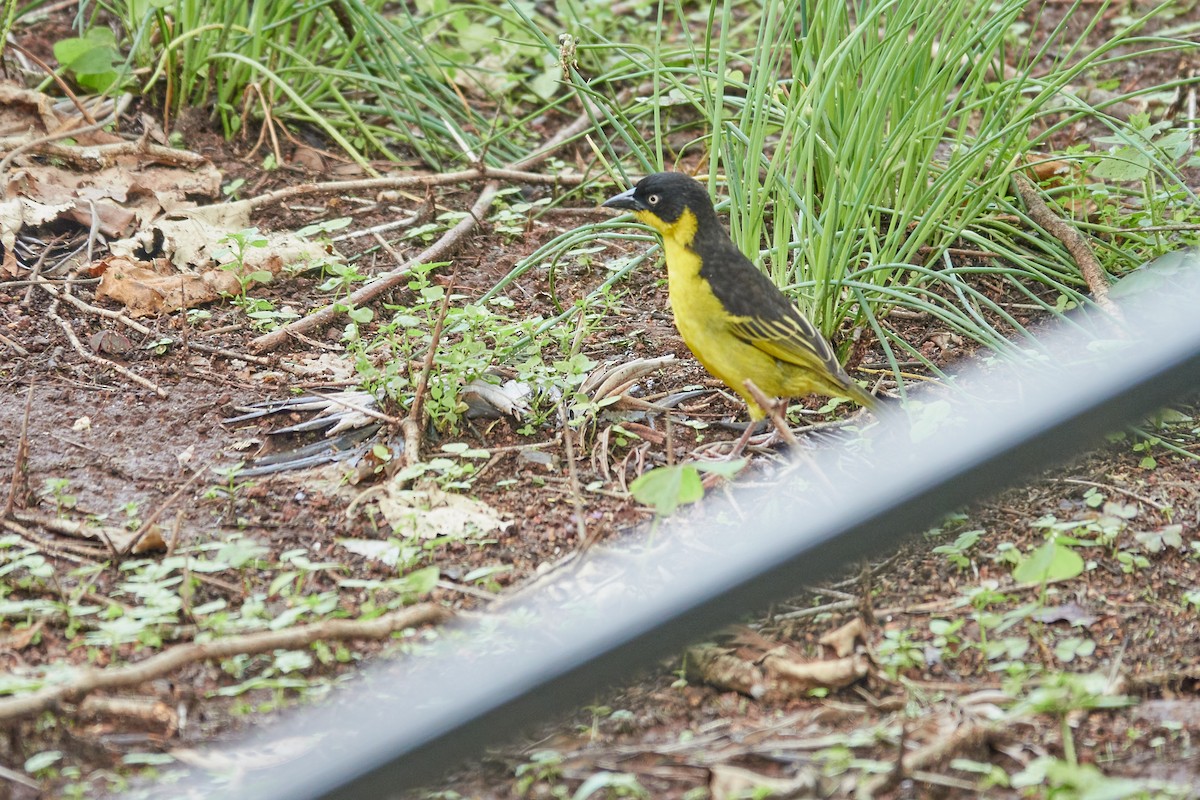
[739,379,840,494]
[743,380,799,449]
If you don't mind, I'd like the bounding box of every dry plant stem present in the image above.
[0,331,30,356]
[20,138,209,170]
[250,105,600,353]
[19,240,51,308]
[244,83,284,166]
[856,721,999,799]
[0,762,40,792]
[560,405,591,550]
[36,273,151,333]
[744,380,800,448]
[11,509,119,554]
[1056,477,1168,511]
[724,422,761,460]
[403,277,455,467]
[0,603,452,724]
[435,579,499,603]
[773,598,858,621]
[4,384,34,518]
[333,212,421,243]
[871,573,1081,618]
[250,181,500,352]
[246,166,586,212]
[1012,172,1123,321]
[1,518,104,563]
[858,559,876,624]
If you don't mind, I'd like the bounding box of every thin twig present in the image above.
[0,331,30,356]
[332,212,421,243]
[16,138,209,170]
[772,598,858,621]
[0,604,452,724]
[35,273,152,333]
[34,272,308,371]
[744,380,800,449]
[403,273,456,467]
[244,166,586,213]
[0,763,41,792]
[436,579,500,603]
[1055,477,1168,511]
[10,509,128,555]
[856,721,999,799]
[4,384,34,518]
[1,518,106,562]
[560,404,590,550]
[19,236,52,307]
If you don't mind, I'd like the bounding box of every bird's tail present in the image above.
[843,379,882,411]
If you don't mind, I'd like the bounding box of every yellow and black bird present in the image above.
[602,172,876,429]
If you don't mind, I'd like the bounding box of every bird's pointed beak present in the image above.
[602,186,643,211]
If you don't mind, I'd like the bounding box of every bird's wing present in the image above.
[729,312,841,375]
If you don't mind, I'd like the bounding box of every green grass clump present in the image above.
[499,0,1200,393]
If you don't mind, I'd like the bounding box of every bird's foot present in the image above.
[742,380,800,449]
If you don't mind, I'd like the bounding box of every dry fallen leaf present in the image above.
[79,695,179,732]
[94,212,340,316]
[686,643,766,698]
[1023,155,1082,185]
[93,253,284,317]
[175,444,196,468]
[0,196,73,275]
[130,527,167,554]
[171,735,322,773]
[368,480,510,540]
[763,652,869,696]
[818,616,868,657]
[89,329,134,355]
[337,538,402,565]
[709,764,815,800]
[0,84,63,133]
[0,621,45,651]
[461,377,532,419]
[4,158,221,239]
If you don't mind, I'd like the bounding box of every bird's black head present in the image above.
[602,172,716,231]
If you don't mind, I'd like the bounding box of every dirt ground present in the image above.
[4,4,1200,799]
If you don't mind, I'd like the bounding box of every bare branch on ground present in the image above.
[0,603,452,724]
[1013,172,1122,321]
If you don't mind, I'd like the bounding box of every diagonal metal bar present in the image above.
[156,264,1200,800]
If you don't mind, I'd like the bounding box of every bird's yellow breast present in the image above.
[637,208,781,419]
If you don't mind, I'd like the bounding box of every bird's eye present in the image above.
[647,193,660,206]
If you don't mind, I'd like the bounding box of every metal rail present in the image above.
[157,260,1200,799]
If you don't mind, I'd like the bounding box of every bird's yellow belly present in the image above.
[664,243,781,419]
